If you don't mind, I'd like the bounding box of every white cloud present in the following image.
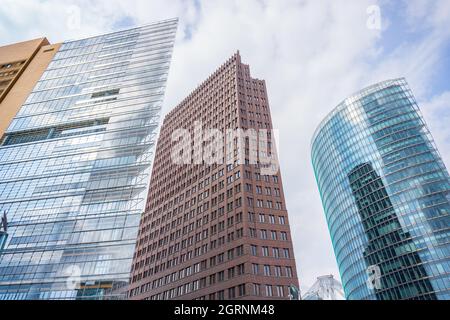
[420,91,450,171]
[1,0,449,294]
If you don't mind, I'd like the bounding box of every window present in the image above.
[286,266,293,278]
[193,280,200,291]
[259,214,265,223]
[238,284,246,297]
[228,287,236,299]
[274,266,282,277]
[283,248,290,258]
[271,230,277,240]
[262,246,269,257]
[276,286,284,297]
[251,245,258,256]
[260,229,267,239]
[269,215,276,224]
[227,249,234,260]
[273,247,280,258]
[253,284,261,296]
[264,265,271,276]
[237,264,245,275]
[200,277,207,288]
[265,285,273,297]
[210,274,216,285]
[91,88,120,98]
[2,118,109,146]
[252,263,259,275]
[228,267,235,279]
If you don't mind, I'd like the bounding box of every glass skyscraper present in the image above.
[311,78,450,300]
[0,18,178,300]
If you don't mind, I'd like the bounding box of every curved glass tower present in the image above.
[311,78,450,300]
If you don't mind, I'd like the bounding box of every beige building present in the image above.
[0,38,61,137]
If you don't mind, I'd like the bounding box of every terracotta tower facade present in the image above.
[129,52,299,300]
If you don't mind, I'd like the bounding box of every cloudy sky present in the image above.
[1,0,449,293]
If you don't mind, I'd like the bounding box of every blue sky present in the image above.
[1,0,449,293]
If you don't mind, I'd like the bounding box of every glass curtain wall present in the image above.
[0,18,178,300]
[311,78,450,300]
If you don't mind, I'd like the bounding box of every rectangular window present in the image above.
[271,230,277,240]
[253,284,261,296]
[273,247,280,258]
[259,214,265,223]
[238,284,246,297]
[252,263,259,275]
[276,286,284,297]
[286,266,293,278]
[266,285,273,297]
[228,267,235,279]
[228,287,236,299]
[260,229,267,239]
[274,266,282,277]
[91,88,120,98]
[251,245,258,256]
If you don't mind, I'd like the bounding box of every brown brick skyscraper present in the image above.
[128,52,299,300]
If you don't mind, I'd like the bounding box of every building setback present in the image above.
[311,78,450,300]
[0,19,178,300]
[128,52,299,300]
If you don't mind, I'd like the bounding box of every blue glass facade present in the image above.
[0,19,178,300]
[311,79,450,300]
[0,231,6,252]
